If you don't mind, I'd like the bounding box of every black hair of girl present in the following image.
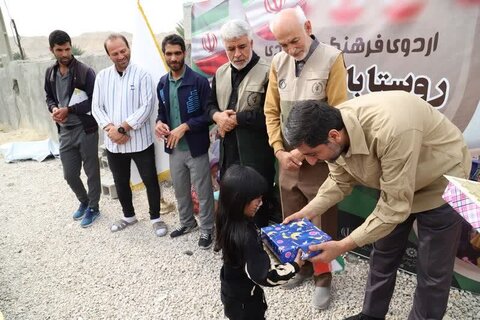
[215,164,268,266]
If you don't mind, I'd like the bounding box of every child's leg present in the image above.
[223,287,267,320]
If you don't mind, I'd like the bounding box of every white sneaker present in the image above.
[312,286,331,310]
[153,221,168,237]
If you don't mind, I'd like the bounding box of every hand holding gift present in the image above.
[294,249,305,267]
[307,237,357,264]
[282,208,316,224]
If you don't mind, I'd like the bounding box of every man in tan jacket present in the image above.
[284,91,471,320]
[264,6,347,309]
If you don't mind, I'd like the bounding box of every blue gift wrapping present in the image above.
[260,218,332,263]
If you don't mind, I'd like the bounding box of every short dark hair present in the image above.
[48,30,71,48]
[284,100,345,148]
[161,34,186,53]
[104,33,130,55]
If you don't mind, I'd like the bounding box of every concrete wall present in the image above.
[0,55,111,140]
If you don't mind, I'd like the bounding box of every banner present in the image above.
[130,0,170,187]
[191,0,480,148]
[190,0,480,293]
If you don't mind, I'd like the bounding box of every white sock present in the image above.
[123,216,137,223]
[151,218,161,224]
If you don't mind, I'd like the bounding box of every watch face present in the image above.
[118,126,126,134]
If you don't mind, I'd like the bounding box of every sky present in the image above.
[0,0,185,37]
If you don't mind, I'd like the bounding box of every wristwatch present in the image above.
[117,126,127,135]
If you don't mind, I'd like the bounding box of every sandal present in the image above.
[110,219,138,232]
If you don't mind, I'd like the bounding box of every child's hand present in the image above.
[294,249,305,268]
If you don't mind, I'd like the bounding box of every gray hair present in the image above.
[269,6,307,34]
[220,19,253,41]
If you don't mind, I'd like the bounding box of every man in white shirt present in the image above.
[92,33,167,237]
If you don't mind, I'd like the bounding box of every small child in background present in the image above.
[215,165,304,320]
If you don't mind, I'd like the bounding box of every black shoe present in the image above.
[344,313,385,320]
[170,223,198,238]
[198,233,212,250]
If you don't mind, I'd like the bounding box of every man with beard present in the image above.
[283,92,471,320]
[155,34,215,249]
[264,6,348,309]
[44,30,101,228]
[92,34,168,237]
[207,19,276,228]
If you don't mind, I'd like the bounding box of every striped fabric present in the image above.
[92,63,155,153]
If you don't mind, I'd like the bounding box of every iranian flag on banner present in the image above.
[191,0,230,76]
[242,0,307,41]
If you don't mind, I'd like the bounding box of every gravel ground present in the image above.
[0,158,479,320]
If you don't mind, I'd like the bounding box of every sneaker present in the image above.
[73,202,88,220]
[344,313,385,320]
[312,286,331,310]
[170,223,198,238]
[153,221,168,237]
[80,207,100,228]
[198,233,213,250]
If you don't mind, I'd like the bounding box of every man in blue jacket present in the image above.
[44,30,101,228]
[155,34,215,249]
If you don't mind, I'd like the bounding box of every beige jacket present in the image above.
[303,91,472,247]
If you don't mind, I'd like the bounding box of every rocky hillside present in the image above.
[10,31,170,60]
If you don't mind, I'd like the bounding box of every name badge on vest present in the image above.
[306,78,327,100]
[247,92,261,108]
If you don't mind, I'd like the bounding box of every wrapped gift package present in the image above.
[442,175,480,231]
[260,218,332,263]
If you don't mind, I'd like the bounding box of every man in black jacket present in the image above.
[44,30,101,228]
[207,20,276,228]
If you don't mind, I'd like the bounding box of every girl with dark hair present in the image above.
[215,164,304,320]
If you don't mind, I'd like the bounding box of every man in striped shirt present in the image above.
[92,33,168,237]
